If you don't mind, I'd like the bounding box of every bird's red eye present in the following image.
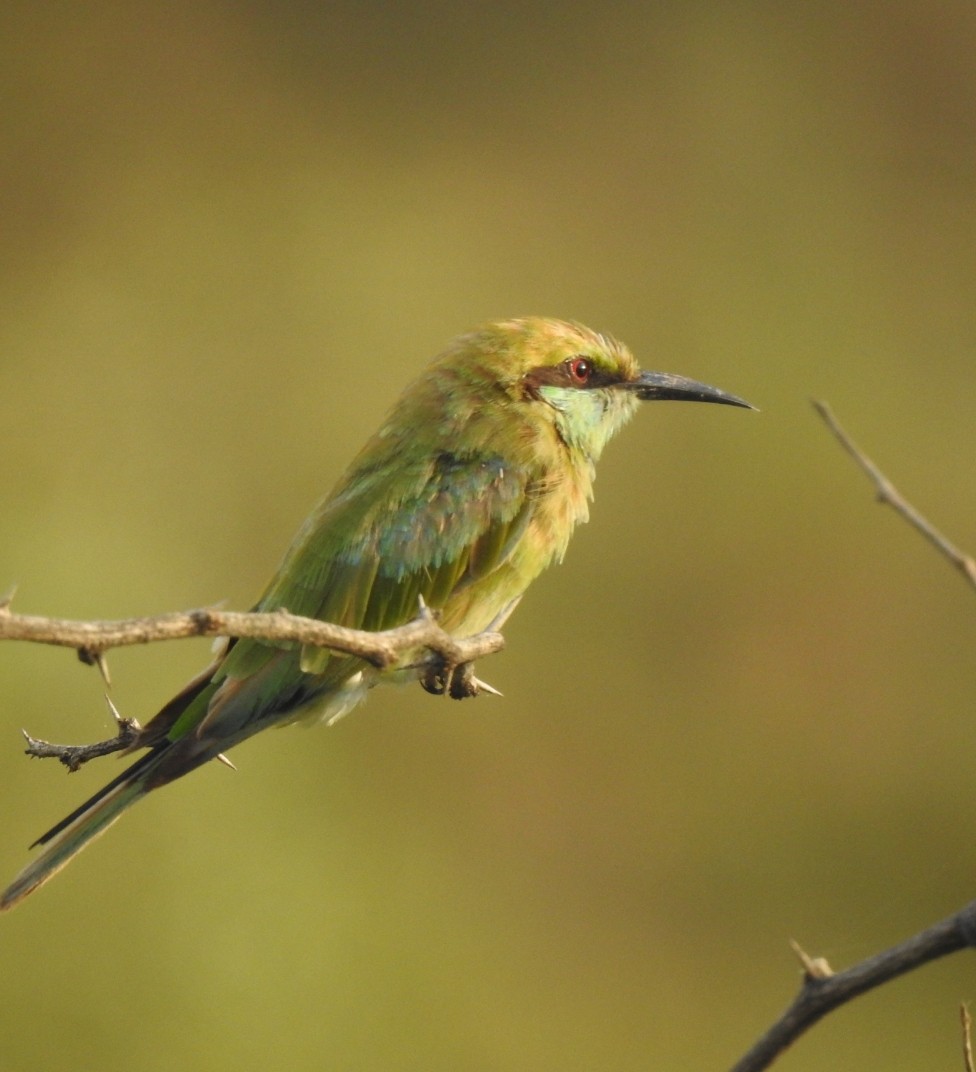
[566,357,592,385]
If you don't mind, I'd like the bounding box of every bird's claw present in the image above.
[420,659,502,700]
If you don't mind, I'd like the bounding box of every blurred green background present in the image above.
[2,3,975,1069]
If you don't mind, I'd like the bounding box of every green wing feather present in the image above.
[158,451,537,747]
[259,450,531,669]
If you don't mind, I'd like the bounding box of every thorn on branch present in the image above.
[790,939,834,981]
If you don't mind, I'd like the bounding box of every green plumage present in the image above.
[1,317,752,910]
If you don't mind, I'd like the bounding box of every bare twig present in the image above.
[730,901,976,1072]
[814,400,976,589]
[23,697,141,771]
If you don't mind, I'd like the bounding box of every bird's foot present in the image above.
[420,659,502,700]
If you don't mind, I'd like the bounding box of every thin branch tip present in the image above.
[814,400,976,592]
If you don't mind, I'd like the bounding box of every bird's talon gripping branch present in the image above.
[420,659,501,700]
[448,662,479,699]
[419,657,451,696]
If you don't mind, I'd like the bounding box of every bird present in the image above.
[1,316,752,909]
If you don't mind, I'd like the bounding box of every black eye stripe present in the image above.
[522,357,622,398]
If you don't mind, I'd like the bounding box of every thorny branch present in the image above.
[0,593,506,671]
[0,591,512,769]
[21,698,143,772]
[728,403,976,1071]
[729,903,976,1072]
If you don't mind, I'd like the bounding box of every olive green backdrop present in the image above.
[2,3,975,1070]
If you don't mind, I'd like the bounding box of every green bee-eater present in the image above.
[1,317,752,909]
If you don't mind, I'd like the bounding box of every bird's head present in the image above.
[442,317,753,463]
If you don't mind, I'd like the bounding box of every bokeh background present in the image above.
[2,3,975,1070]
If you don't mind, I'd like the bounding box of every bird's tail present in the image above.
[0,747,163,911]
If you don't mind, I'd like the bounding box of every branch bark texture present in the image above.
[0,602,504,671]
[730,902,976,1071]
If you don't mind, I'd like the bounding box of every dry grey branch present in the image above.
[730,901,976,1072]
[814,400,976,589]
[23,710,142,771]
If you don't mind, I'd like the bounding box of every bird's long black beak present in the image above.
[624,371,755,410]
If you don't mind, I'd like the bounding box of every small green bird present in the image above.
[1,317,752,909]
